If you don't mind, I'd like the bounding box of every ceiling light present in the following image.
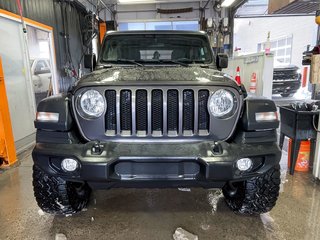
[221,0,236,7]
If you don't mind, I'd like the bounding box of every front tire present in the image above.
[223,165,280,215]
[33,165,91,215]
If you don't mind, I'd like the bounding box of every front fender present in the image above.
[240,98,279,131]
[34,93,73,131]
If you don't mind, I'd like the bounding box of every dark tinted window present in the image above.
[101,34,213,64]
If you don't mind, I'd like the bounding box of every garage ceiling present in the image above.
[77,0,246,21]
[78,0,245,10]
[77,0,211,10]
[91,0,206,4]
[110,0,205,4]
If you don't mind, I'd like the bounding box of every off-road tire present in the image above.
[223,165,281,215]
[33,165,91,215]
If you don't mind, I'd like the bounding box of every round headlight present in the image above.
[208,89,234,117]
[78,90,106,118]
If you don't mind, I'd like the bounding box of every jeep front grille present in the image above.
[105,89,210,137]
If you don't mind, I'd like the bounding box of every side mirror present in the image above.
[84,54,97,70]
[34,67,51,75]
[216,53,228,69]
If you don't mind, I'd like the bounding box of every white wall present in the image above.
[233,15,318,69]
[224,53,274,98]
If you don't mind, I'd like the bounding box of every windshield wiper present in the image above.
[146,59,189,67]
[162,59,189,67]
[114,59,144,67]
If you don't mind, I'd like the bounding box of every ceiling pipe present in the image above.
[203,0,213,9]
[199,0,212,20]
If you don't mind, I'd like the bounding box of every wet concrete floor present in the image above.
[0,146,320,240]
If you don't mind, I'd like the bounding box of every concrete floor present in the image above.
[0,147,320,240]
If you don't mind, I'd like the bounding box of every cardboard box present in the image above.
[311,55,320,84]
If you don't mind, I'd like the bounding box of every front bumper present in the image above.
[272,80,301,94]
[32,141,281,189]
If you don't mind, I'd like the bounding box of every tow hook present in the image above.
[212,142,223,155]
[91,141,104,155]
[224,182,238,197]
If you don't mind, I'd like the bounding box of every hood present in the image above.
[76,66,237,88]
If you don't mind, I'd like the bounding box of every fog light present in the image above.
[236,158,253,171]
[61,158,79,172]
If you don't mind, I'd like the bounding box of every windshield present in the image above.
[100,34,213,64]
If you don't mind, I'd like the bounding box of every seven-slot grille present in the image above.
[105,89,210,137]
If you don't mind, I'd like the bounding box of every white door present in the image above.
[0,17,36,151]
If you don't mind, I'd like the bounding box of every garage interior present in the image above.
[0,0,320,239]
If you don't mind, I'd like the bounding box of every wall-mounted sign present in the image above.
[244,56,259,64]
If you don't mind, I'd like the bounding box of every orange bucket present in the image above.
[288,139,310,172]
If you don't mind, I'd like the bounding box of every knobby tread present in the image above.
[223,165,281,215]
[32,165,91,215]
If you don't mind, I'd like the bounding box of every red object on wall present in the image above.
[235,66,241,85]
[249,73,257,93]
[302,66,308,88]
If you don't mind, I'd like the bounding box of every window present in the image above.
[118,22,145,31]
[172,21,199,31]
[258,36,293,65]
[118,21,199,31]
[35,60,48,72]
[146,22,172,30]
[140,50,173,60]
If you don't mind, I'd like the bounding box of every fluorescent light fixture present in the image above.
[255,112,278,122]
[118,0,188,3]
[221,0,236,7]
[36,112,59,122]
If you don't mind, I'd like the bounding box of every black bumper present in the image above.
[272,80,301,94]
[32,141,281,189]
